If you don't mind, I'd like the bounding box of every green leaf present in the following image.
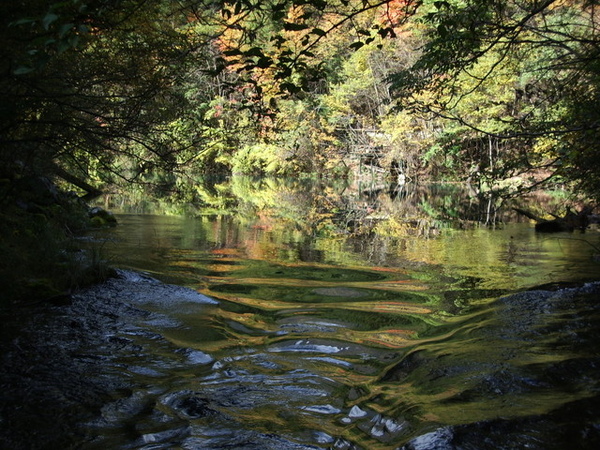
[437,24,448,38]
[67,34,79,48]
[271,35,286,47]
[244,47,264,57]
[312,0,327,9]
[257,57,273,69]
[280,82,300,94]
[58,40,71,54]
[42,13,59,30]
[275,67,292,79]
[59,23,74,38]
[272,10,286,21]
[311,28,326,37]
[378,27,396,39]
[10,18,36,27]
[223,49,243,56]
[234,1,243,16]
[13,66,34,75]
[349,41,364,50]
[283,22,309,31]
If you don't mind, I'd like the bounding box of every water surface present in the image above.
[78,178,599,449]
[42,180,600,447]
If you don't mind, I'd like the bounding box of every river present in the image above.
[2,178,600,449]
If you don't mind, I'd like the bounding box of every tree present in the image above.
[0,1,174,188]
[388,0,600,199]
[4,0,598,200]
[1,1,412,187]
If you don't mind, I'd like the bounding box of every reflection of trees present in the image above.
[327,182,510,238]
[208,177,527,240]
[106,176,566,240]
[102,176,576,270]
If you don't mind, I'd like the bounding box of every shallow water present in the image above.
[3,180,600,449]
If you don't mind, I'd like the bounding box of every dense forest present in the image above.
[1,0,599,299]
[3,0,600,194]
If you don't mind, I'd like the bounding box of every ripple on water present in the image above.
[267,339,348,354]
[112,269,219,306]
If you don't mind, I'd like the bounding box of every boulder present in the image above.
[88,206,117,227]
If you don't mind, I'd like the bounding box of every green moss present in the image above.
[89,216,107,227]
[88,207,118,228]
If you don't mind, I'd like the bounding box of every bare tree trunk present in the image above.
[50,163,102,200]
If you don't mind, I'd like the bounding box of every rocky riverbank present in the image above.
[0,270,216,449]
[0,174,118,304]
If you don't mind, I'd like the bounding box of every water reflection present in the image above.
[80,177,600,448]
[99,177,599,289]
